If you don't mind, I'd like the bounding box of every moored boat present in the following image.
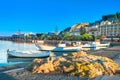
[7,50,50,58]
[96,42,110,47]
[82,42,110,48]
[35,43,81,52]
[82,42,96,48]
[96,43,110,47]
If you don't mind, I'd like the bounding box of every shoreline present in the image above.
[0,62,29,73]
[0,46,120,80]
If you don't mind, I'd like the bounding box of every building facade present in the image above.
[99,21,120,38]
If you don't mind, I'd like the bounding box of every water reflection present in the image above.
[0,50,7,63]
[0,40,38,66]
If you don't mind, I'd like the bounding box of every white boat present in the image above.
[35,44,81,52]
[96,42,110,47]
[7,50,50,58]
[96,44,109,47]
[82,43,96,48]
[82,42,109,48]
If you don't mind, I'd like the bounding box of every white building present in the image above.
[88,24,101,36]
[99,20,120,37]
[12,32,35,39]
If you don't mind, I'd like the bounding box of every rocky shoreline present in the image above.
[0,46,120,80]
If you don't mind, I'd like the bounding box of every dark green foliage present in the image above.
[102,12,120,21]
[79,27,86,35]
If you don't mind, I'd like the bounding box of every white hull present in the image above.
[7,50,50,58]
[96,44,110,47]
[82,44,96,48]
[35,44,81,52]
[82,43,109,48]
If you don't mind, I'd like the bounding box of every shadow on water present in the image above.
[7,57,46,62]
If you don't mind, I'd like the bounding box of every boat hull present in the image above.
[82,44,96,48]
[7,50,50,58]
[96,44,109,47]
[35,44,81,52]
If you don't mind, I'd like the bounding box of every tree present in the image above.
[82,33,93,41]
[34,36,38,40]
[62,32,70,40]
[24,35,31,41]
[79,26,86,35]
[79,35,84,41]
[70,35,76,41]
[41,34,47,40]
[102,16,108,21]
[59,32,70,43]
[36,33,42,39]
[115,12,120,23]
[95,36,100,40]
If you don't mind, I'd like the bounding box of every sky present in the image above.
[0,0,120,36]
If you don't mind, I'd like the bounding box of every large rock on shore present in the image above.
[27,51,120,78]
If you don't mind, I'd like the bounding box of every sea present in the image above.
[0,40,40,67]
[0,40,107,67]
[0,40,68,67]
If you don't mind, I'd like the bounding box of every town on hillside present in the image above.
[0,12,120,42]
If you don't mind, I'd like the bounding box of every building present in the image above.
[12,32,35,40]
[99,20,120,38]
[59,12,120,39]
[69,23,89,36]
[88,22,101,36]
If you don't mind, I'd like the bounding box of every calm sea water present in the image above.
[0,40,107,67]
[0,40,38,66]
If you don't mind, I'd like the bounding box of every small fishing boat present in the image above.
[96,42,110,47]
[82,42,110,48]
[96,43,110,47]
[7,50,50,58]
[35,43,81,52]
[82,43,96,48]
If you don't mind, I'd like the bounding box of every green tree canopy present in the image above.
[82,33,93,41]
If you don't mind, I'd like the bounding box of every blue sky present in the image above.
[0,0,120,36]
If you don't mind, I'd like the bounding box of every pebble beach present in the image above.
[0,46,120,80]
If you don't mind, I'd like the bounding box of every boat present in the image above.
[35,43,81,52]
[82,43,96,48]
[95,42,110,47]
[96,43,110,47]
[7,50,50,58]
[82,42,110,48]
